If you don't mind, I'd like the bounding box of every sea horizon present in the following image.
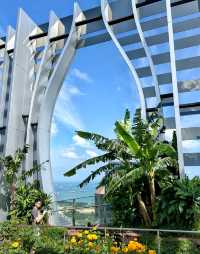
[53,181,99,204]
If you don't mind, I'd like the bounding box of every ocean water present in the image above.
[54,181,98,204]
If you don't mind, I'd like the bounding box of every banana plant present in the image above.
[64,110,178,226]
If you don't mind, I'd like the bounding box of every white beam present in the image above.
[101,0,147,120]
[5,9,38,155]
[166,0,185,177]
[132,0,161,107]
[37,2,86,224]
[25,11,65,178]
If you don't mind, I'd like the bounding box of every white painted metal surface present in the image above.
[5,9,38,155]
[166,0,185,177]
[131,0,161,107]
[25,12,65,178]
[37,3,86,223]
[101,0,147,120]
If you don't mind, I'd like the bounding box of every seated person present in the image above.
[32,199,47,224]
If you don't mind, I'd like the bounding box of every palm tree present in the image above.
[64,110,177,226]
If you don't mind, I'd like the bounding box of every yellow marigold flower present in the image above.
[84,230,89,235]
[110,246,119,253]
[77,232,83,238]
[128,241,145,252]
[78,240,83,245]
[93,234,98,240]
[122,247,129,253]
[87,233,98,241]
[148,250,156,254]
[88,242,94,248]
[70,237,77,244]
[11,241,20,249]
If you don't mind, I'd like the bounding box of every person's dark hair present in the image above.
[35,199,42,204]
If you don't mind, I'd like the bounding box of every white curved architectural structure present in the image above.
[1,0,200,222]
[166,0,184,177]
[101,0,147,120]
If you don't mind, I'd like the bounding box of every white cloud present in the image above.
[68,85,82,95]
[183,140,200,153]
[86,150,98,158]
[72,134,91,148]
[181,80,200,92]
[62,150,79,159]
[54,82,84,130]
[51,119,58,136]
[164,129,175,142]
[72,68,93,83]
[61,147,80,159]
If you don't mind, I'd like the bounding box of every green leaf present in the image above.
[115,121,140,155]
[64,152,115,177]
[79,162,123,188]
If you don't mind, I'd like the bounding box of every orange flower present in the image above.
[128,241,146,252]
[110,246,120,253]
[148,250,156,254]
[88,241,94,248]
[122,247,129,253]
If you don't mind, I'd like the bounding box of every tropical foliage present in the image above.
[156,176,200,229]
[0,147,51,223]
[64,110,178,227]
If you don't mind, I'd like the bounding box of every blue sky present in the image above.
[0,0,200,184]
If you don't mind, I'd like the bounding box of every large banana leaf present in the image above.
[79,162,123,188]
[77,131,123,152]
[156,142,177,158]
[115,121,140,156]
[106,166,144,196]
[64,152,115,177]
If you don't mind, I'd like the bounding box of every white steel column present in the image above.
[0,26,16,222]
[101,0,147,120]
[132,0,161,107]
[37,2,87,221]
[25,12,65,176]
[0,27,15,129]
[5,9,38,155]
[166,0,185,177]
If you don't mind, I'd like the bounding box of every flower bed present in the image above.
[0,222,156,254]
[64,227,156,253]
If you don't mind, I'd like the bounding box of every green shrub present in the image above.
[156,177,200,229]
[161,237,200,254]
[0,222,65,254]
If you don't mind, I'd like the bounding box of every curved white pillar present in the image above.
[5,9,38,155]
[166,0,185,177]
[131,0,161,107]
[0,26,15,222]
[37,2,86,219]
[101,0,147,120]
[25,12,65,176]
